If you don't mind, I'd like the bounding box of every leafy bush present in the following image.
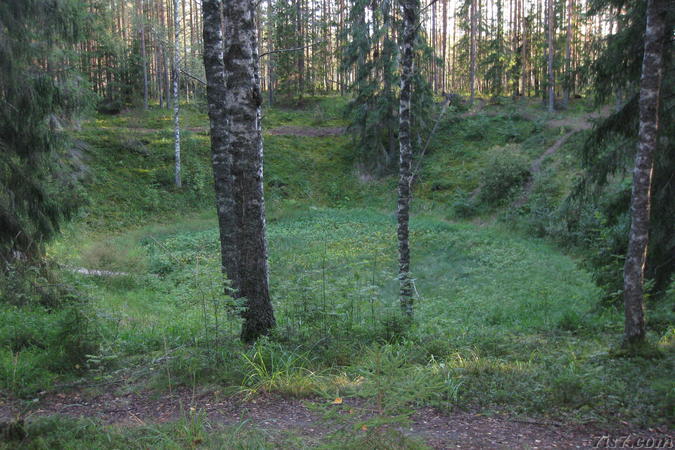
[479,145,530,205]
[451,190,479,218]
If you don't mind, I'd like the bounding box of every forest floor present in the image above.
[2,96,672,449]
[4,387,670,449]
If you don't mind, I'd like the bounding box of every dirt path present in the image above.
[468,108,606,204]
[2,388,670,448]
[512,130,575,208]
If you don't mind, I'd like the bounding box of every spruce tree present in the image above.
[0,0,92,263]
[341,0,434,174]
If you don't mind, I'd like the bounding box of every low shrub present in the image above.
[479,145,530,205]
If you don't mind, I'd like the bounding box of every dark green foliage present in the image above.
[341,0,434,174]
[567,0,674,305]
[479,145,530,205]
[0,262,99,396]
[341,0,399,173]
[0,0,94,262]
[0,2,103,399]
[481,0,507,98]
[269,0,301,101]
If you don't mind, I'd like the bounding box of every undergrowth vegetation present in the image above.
[2,96,673,448]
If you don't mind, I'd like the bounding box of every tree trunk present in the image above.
[267,0,275,105]
[431,0,437,92]
[296,0,305,97]
[181,0,189,102]
[398,0,418,318]
[546,0,554,112]
[139,0,149,109]
[441,0,447,92]
[470,0,477,104]
[622,0,667,347]
[173,0,182,188]
[225,0,275,342]
[521,7,528,97]
[202,0,240,291]
[202,0,275,343]
[563,0,573,107]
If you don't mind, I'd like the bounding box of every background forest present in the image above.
[0,0,672,447]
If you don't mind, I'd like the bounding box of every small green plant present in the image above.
[241,340,322,397]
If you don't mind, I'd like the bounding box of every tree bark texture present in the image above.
[139,0,149,110]
[202,0,241,291]
[398,0,418,318]
[469,0,477,104]
[202,0,275,343]
[563,0,573,107]
[173,0,182,188]
[546,0,554,112]
[622,0,667,346]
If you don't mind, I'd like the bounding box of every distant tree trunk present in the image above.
[139,0,149,109]
[267,0,274,105]
[161,0,171,109]
[398,0,418,318]
[622,0,667,347]
[441,0,447,92]
[431,0,437,91]
[522,13,528,97]
[296,0,305,97]
[452,6,457,90]
[470,0,477,104]
[563,0,573,108]
[181,0,189,102]
[546,0,554,112]
[614,6,624,112]
[173,0,182,188]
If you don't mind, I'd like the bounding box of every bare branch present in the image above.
[180,69,206,86]
[259,40,326,58]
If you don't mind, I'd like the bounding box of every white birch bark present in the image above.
[173,0,182,188]
[622,0,667,346]
[398,0,419,317]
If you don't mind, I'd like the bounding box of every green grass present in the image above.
[1,414,277,449]
[2,96,673,448]
[2,413,431,449]
[73,205,669,426]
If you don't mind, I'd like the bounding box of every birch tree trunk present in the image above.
[225,0,275,342]
[546,0,554,112]
[622,0,667,347]
[398,0,418,318]
[202,0,275,342]
[173,0,182,188]
[202,0,240,290]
